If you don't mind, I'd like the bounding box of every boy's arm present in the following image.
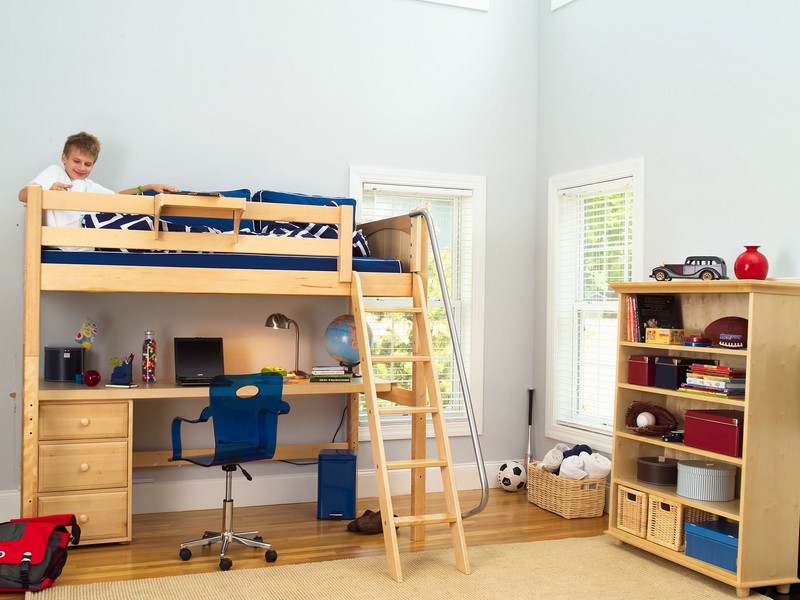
[118,183,180,195]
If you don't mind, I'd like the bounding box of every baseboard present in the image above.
[0,461,508,518]
[0,489,20,521]
[133,461,507,515]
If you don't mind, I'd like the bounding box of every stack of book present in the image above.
[679,364,746,398]
[309,365,354,383]
[626,294,680,343]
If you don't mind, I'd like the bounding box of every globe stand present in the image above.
[340,362,362,378]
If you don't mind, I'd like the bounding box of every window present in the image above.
[349,167,486,440]
[546,159,644,453]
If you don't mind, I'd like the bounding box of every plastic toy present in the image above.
[650,256,727,281]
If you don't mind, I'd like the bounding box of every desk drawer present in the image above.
[39,402,130,440]
[39,441,128,492]
[38,490,129,543]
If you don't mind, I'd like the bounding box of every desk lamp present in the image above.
[265,313,307,378]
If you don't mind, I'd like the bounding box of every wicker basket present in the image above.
[646,493,719,551]
[617,486,648,537]
[527,461,607,519]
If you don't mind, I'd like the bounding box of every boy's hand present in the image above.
[50,182,72,191]
[147,184,180,193]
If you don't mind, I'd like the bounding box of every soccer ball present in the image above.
[497,461,527,492]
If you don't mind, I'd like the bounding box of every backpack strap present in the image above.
[20,551,32,590]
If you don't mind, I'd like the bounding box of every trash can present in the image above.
[317,449,356,520]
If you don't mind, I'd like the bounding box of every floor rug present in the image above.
[27,535,764,599]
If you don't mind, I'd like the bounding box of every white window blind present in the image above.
[550,176,635,437]
[359,186,473,424]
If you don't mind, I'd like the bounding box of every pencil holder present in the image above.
[110,362,133,385]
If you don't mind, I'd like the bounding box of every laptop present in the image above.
[174,337,225,386]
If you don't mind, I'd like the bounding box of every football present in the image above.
[497,461,527,492]
[704,316,749,349]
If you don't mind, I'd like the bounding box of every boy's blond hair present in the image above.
[63,131,101,161]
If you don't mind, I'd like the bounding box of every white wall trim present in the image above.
[349,166,486,441]
[544,158,645,453]
[418,0,488,12]
[131,461,505,515]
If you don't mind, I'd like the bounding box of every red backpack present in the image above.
[0,514,80,593]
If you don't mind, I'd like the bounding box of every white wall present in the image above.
[1,0,538,517]
[535,0,800,454]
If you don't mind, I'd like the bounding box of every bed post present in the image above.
[22,184,44,517]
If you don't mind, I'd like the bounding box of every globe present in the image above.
[324,314,373,367]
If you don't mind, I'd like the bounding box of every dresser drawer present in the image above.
[38,490,129,544]
[39,441,128,492]
[39,402,130,440]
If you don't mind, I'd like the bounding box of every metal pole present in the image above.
[409,208,488,519]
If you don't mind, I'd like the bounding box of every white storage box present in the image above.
[677,460,736,502]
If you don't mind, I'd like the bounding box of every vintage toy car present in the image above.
[650,256,728,281]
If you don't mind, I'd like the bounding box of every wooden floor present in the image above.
[17,488,607,597]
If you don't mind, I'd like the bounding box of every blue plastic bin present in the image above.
[317,449,356,520]
[685,519,739,573]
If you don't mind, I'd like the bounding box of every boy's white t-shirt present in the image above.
[30,164,114,250]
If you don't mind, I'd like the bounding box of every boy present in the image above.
[18,131,178,230]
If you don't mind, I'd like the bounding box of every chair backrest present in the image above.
[207,374,290,462]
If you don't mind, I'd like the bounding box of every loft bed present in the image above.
[21,183,473,581]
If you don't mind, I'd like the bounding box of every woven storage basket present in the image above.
[616,485,648,537]
[527,461,607,519]
[646,493,719,551]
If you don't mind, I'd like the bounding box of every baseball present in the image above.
[636,411,657,427]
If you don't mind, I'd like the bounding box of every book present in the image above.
[685,376,745,390]
[636,294,679,343]
[311,365,347,374]
[105,383,139,388]
[310,374,354,383]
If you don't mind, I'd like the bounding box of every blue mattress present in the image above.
[42,250,402,273]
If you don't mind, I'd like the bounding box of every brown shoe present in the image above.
[347,509,375,532]
[353,510,399,535]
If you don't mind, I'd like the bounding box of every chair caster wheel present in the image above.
[179,548,192,561]
[254,535,263,543]
[265,549,277,563]
[219,557,233,571]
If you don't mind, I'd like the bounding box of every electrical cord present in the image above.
[279,402,348,466]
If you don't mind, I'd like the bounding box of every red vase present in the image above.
[734,245,769,280]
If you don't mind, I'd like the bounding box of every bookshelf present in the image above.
[607,280,800,598]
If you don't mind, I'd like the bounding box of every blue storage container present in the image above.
[317,449,356,520]
[685,519,739,573]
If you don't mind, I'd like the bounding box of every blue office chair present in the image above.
[170,373,290,571]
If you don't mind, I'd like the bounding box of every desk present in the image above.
[31,378,393,545]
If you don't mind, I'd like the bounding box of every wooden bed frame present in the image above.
[21,184,469,582]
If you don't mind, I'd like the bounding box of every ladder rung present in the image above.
[364,306,424,313]
[393,513,457,528]
[372,355,431,363]
[379,406,437,415]
[386,458,448,470]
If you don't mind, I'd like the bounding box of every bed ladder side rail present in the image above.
[408,208,489,520]
[351,272,470,583]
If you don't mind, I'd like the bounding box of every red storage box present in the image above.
[628,355,658,386]
[684,409,744,457]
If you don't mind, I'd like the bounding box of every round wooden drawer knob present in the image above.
[80,463,90,472]
[80,417,91,427]
[79,514,89,524]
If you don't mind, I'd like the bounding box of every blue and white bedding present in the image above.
[45,189,399,273]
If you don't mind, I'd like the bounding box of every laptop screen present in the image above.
[174,337,225,383]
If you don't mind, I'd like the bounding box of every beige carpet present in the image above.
[28,535,765,599]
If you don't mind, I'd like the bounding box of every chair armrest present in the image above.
[170,411,212,461]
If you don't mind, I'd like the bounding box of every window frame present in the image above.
[545,159,644,453]
[349,166,486,441]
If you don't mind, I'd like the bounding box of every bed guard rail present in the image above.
[409,209,488,519]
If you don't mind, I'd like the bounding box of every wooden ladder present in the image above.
[350,271,470,583]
